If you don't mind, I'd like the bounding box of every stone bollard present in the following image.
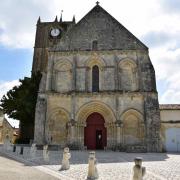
[30,143,37,159]
[3,139,11,151]
[20,146,24,155]
[60,147,71,170]
[87,151,99,180]
[43,144,49,163]
[133,157,146,180]
[13,145,16,152]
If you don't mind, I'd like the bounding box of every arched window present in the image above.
[92,40,98,50]
[92,65,99,92]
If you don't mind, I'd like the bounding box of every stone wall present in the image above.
[46,50,155,93]
[34,48,161,152]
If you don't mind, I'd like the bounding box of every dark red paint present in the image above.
[84,112,107,149]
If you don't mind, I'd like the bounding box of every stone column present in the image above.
[46,54,54,91]
[116,125,121,144]
[114,55,119,91]
[67,119,76,144]
[72,56,77,91]
[115,120,123,151]
[34,95,47,144]
[85,67,90,92]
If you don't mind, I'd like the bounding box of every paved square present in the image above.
[1,146,180,180]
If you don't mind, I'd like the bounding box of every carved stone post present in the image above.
[133,157,146,180]
[60,147,71,170]
[43,144,49,163]
[87,151,99,179]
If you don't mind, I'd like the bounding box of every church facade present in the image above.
[33,4,161,152]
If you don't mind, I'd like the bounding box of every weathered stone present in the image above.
[30,143,37,158]
[87,151,99,179]
[133,157,146,180]
[43,144,49,163]
[60,147,71,170]
[33,4,161,152]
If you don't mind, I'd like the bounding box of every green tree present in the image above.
[0,72,42,143]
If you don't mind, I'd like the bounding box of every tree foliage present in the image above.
[0,72,42,125]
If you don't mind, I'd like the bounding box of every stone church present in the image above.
[33,3,161,152]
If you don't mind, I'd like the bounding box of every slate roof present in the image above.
[54,4,148,51]
[159,104,180,110]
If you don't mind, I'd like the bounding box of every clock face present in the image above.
[50,28,60,37]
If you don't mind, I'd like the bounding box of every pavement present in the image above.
[0,154,59,180]
[0,145,180,180]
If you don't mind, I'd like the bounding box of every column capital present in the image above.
[115,120,122,127]
[68,119,77,126]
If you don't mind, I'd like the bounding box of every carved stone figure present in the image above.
[43,144,49,163]
[60,147,71,170]
[87,151,99,179]
[133,157,146,180]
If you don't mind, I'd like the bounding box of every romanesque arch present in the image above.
[120,109,145,146]
[75,101,116,148]
[119,58,138,91]
[46,108,70,145]
[85,56,106,91]
[53,59,73,92]
[76,101,116,123]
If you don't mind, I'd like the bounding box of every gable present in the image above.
[56,5,148,51]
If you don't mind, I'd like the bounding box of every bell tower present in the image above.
[32,15,75,73]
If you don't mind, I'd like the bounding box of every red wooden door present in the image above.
[84,112,107,150]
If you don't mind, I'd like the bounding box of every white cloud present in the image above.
[0,80,20,99]
[160,90,180,104]
[150,47,180,104]
[0,0,180,104]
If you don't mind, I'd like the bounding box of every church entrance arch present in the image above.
[84,112,107,150]
[76,101,116,149]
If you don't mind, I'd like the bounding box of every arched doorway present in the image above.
[84,112,107,150]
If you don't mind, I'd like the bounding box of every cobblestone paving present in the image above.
[1,145,180,180]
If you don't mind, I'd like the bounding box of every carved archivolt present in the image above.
[85,55,106,69]
[75,101,116,124]
[119,58,137,69]
[54,59,72,71]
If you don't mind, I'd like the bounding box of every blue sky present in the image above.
[0,47,32,81]
[0,0,180,127]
